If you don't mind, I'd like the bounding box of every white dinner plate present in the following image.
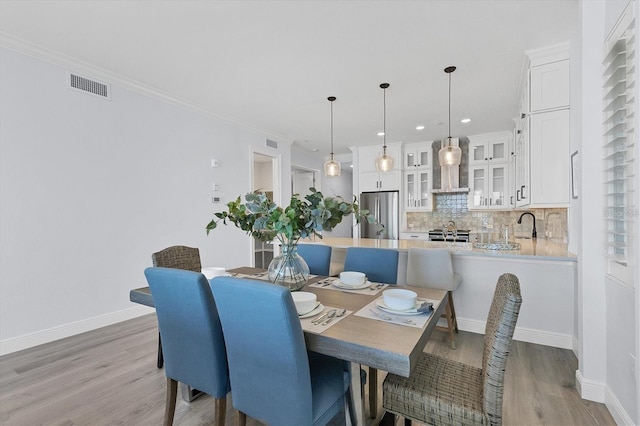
[375,299,426,316]
[332,280,371,290]
[299,303,324,319]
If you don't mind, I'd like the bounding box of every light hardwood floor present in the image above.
[0,314,615,425]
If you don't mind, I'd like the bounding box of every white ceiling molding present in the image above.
[0,31,293,145]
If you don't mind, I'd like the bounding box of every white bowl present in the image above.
[339,271,366,286]
[201,267,226,279]
[383,289,418,311]
[292,292,318,315]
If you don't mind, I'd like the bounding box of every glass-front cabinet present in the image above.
[404,142,432,169]
[468,134,510,165]
[468,164,509,209]
[403,170,432,211]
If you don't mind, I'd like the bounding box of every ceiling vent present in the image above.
[68,72,110,99]
[266,139,278,149]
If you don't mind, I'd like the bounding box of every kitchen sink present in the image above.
[472,242,521,250]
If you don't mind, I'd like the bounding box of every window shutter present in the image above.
[603,2,636,284]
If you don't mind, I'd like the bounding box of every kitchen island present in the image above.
[301,237,577,351]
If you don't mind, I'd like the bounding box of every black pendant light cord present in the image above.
[380,83,390,155]
[328,96,336,160]
[444,66,456,146]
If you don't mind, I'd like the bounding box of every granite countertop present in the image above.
[305,237,577,262]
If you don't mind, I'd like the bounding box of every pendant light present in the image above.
[323,96,341,176]
[438,66,462,166]
[375,83,394,171]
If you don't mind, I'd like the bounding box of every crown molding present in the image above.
[0,32,291,144]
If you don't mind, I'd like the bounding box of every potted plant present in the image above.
[206,188,377,290]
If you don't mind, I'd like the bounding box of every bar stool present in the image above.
[406,247,461,349]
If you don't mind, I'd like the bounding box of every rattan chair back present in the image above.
[152,245,202,272]
[481,273,522,425]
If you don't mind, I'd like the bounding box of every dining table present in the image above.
[130,266,448,425]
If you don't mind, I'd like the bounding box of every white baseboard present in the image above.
[605,385,635,425]
[456,317,574,349]
[575,370,606,403]
[0,305,155,356]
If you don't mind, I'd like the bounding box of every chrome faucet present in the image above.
[517,212,537,239]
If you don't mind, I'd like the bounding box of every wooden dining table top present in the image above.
[130,266,448,378]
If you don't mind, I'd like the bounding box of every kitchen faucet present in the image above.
[517,212,537,239]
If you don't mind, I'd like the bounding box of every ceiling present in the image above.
[0,0,579,160]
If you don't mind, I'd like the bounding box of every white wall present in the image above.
[577,1,638,424]
[0,47,291,353]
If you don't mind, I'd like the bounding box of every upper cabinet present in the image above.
[403,142,432,169]
[467,132,512,210]
[468,133,510,165]
[530,59,570,112]
[514,45,571,208]
[355,143,402,193]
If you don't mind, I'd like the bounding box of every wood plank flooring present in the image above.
[0,314,615,425]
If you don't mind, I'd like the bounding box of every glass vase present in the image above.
[267,244,310,291]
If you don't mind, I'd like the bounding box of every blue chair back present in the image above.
[297,244,332,276]
[211,277,346,425]
[343,247,399,284]
[144,267,230,399]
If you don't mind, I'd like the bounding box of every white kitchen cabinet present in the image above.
[356,143,402,192]
[530,59,570,112]
[468,133,510,165]
[357,144,402,174]
[360,169,401,192]
[528,109,570,207]
[468,163,509,209]
[467,132,511,210]
[514,116,530,208]
[403,170,432,211]
[514,46,570,209]
[403,142,432,169]
[399,232,429,240]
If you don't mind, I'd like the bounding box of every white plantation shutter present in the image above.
[603,1,637,284]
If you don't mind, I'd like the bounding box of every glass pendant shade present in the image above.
[324,156,341,176]
[438,139,462,166]
[376,153,394,171]
[324,96,341,177]
[439,66,463,168]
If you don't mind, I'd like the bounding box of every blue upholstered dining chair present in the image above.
[210,276,350,426]
[144,267,230,426]
[343,247,399,284]
[297,244,332,276]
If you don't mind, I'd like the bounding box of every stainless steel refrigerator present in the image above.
[359,191,399,240]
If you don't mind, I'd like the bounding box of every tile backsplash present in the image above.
[406,193,568,241]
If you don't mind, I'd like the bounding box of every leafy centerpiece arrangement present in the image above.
[206,188,376,290]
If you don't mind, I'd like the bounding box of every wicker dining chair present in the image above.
[151,245,202,369]
[382,273,522,426]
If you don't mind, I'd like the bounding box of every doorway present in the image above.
[291,166,320,197]
[251,148,280,268]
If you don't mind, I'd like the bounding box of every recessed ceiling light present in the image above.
[377,132,385,136]
[416,125,425,130]
[350,164,354,168]
[312,148,318,152]
[460,118,471,123]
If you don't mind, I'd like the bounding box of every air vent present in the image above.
[266,139,278,149]
[68,73,110,99]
